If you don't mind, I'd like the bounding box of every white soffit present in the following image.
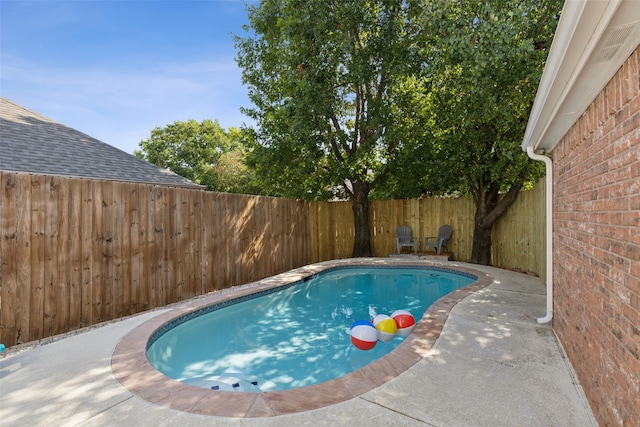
[522,0,640,153]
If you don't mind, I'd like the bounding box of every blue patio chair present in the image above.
[424,224,452,255]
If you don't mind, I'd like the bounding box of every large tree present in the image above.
[235,0,424,257]
[135,119,260,194]
[411,0,562,264]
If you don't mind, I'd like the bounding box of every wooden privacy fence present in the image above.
[0,172,309,348]
[0,171,545,348]
[309,180,546,276]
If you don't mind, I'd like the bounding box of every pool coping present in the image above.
[111,259,493,418]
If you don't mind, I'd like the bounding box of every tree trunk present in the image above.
[469,182,523,265]
[351,181,373,257]
[470,215,493,265]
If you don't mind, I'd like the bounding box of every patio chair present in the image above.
[424,224,452,255]
[395,225,417,254]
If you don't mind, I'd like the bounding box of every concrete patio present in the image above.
[0,261,597,426]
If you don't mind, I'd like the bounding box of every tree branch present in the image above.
[354,82,361,155]
[484,181,522,226]
[328,121,345,162]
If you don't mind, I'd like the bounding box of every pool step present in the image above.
[182,372,277,392]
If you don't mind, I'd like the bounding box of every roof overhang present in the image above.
[522,0,640,154]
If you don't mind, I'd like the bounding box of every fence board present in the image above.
[29,176,45,341]
[101,181,115,322]
[80,180,93,327]
[208,192,221,292]
[11,174,33,344]
[249,196,259,282]
[140,185,152,312]
[223,193,234,289]
[180,189,191,300]
[256,196,268,278]
[211,192,223,292]
[191,191,201,295]
[112,181,124,319]
[172,188,182,301]
[161,187,171,307]
[235,195,244,282]
[308,200,319,262]
[191,190,201,295]
[296,200,309,267]
[237,195,250,283]
[176,188,188,301]
[0,173,17,345]
[283,198,292,270]
[321,201,333,260]
[200,191,212,294]
[151,186,163,308]
[220,194,230,284]
[253,197,265,279]
[129,183,141,313]
[43,176,59,337]
[119,182,132,317]
[91,180,103,323]
[68,179,82,331]
[15,174,32,344]
[166,187,177,303]
[55,176,70,335]
[269,198,280,273]
[276,197,286,271]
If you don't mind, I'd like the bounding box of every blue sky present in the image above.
[1,0,257,154]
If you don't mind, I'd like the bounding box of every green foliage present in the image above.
[135,120,260,194]
[234,0,561,262]
[411,0,562,200]
[234,0,560,204]
[215,128,268,195]
[235,0,425,201]
[400,0,563,264]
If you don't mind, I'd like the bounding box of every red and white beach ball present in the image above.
[350,320,378,351]
[391,310,416,337]
[372,314,397,343]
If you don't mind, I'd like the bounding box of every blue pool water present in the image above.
[147,266,475,392]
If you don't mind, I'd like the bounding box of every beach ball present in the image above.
[391,310,416,337]
[372,314,397,343]
[350,320,378,351]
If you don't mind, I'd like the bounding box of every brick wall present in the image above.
[553,47,639,426]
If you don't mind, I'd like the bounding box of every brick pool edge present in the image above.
[111,258,494,417]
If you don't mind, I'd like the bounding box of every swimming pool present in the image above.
[112,259,493,417]
[146,266,475,392]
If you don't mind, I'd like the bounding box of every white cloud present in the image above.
[1,53,252,154]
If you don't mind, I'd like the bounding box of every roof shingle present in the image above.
[0,98,203,188]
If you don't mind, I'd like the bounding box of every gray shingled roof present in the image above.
[0,98,202,188]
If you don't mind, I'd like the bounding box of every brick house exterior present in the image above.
[522,2,639,425]
[553,46,639,427]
